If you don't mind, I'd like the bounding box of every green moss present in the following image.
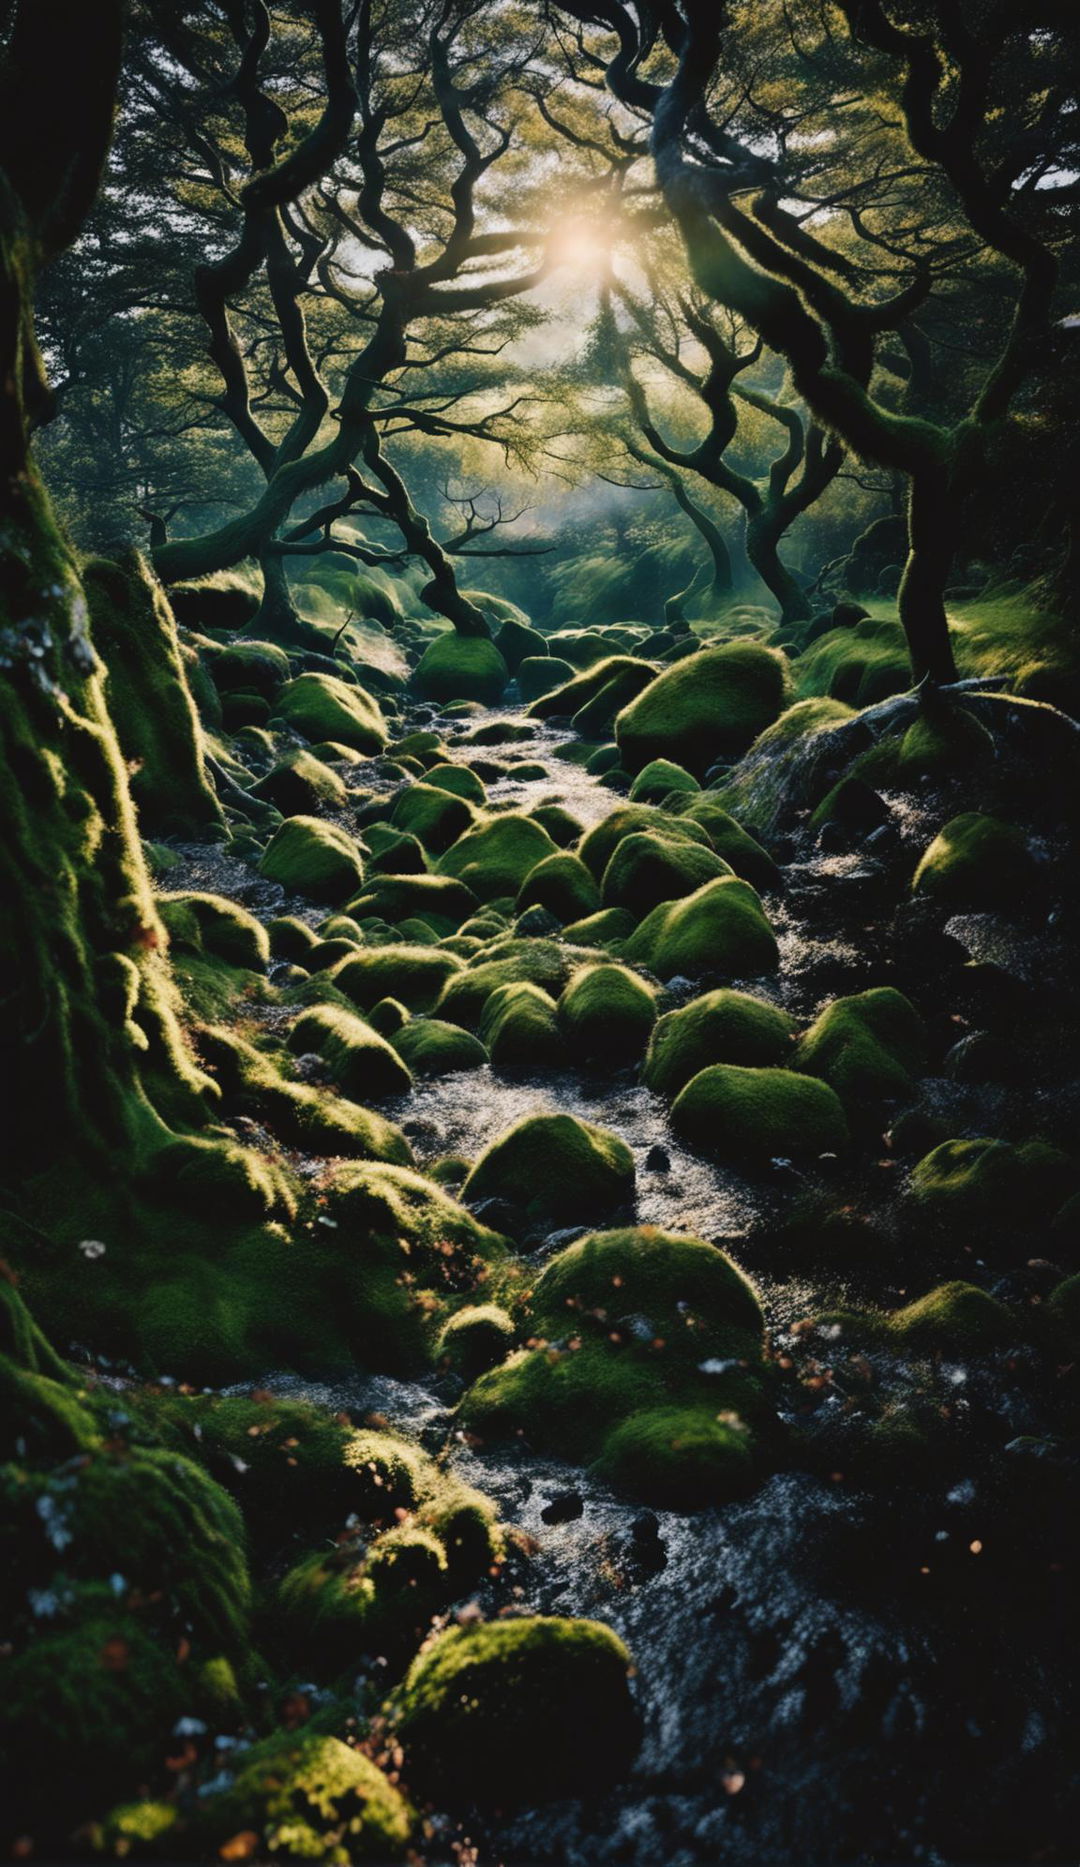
[209,636,291,698]
[518,654,574,700]
[912,812,1036,912]
[391,1616,639,1804]
[260,814,365,904]
[886,1281,1019,1356]
[671,799,782,892]
[897,707,995,778]
[623,876,780,980]
[288,1003,413,1099]
[462,1113,634,1227]
[710,696,856,835]
[437,1302,516,1377]
[83,551,224,837]
[794,987,926,1110]
[628,758,701,804]
[479,980,567,1069]
[644,989,796,1098]
[459,1339,669,1459]
[495,616,548,672]
[251,748,348,815]
[601,829,733,915]
[158,889,269,970]
[197,1024,412,1163]
[794,619,911,708]
[366,827,427,875]
[559,962,656,1064]
[436,937,573,1027]
[194,1731,412,1861]
[424,760,487,804]
[528,804,586,847]
[516,850,601,924]
[391,780,476,852]
[616,643,790,776]
[528,654,656,726]
[333,944,464,1012]
[671,1064,849,1162]
[272,671,387,754]
[594,1405,756,1509]
[438,812,560,900]
[391,1017,488,1077]
[529,1225,764,1360]
[560,905,637,947]
[411,634,508,704]
[578,803,713,881]
[347,871,478,931]
[908,1137,1079,1227]
[325,1160,509,1283]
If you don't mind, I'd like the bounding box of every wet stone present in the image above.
[540,1490,584,1525]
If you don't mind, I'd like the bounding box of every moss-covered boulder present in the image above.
[517,850,601,924]
[288,1003,414,1099]
[644,989,796,1098]
[671,1064,849,1161]
[333,944,464,1012]
[462,1113,635,1226]
[897,707,995,779]
[438,812,559,899]
[260,814,366,903]
[615,642,790,776]
[529,803,585,848]
[519,654,574,701]
[908,1136,1079,1228]
[559,962,656,1064]
[411,634,508,704]
[912,813,1036,913]
[672,799,782,892]
[593,1405,756,1509]
[495,615,548,673]
[158,890,269,970]
[252,747,349,817]
[480,980,567,1069]
[529,1225,764,1358]
[193,1732,413,1861]
[209,636,291,698]
[436,937,573,1027]
[601,829,733,915]
[623,876,780,980]
[437,1303,516,1378]
[561,905,637,948]
[391,1616,639,1804]
[886,1281,1019,1357]
[347,871,478,932]
[628,758,701,804]
[273,671,387,754]
[391,1017,488,1077]
[528,654,656,728]
[391,780,476,852]
[578,802,713,881]
[424,760,487,804]
[794,987,926,1111]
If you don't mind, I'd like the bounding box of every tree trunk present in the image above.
[898,466,960,684]
[746,516,812,626]
[249,548,325,648]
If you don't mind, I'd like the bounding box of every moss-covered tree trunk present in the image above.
[745,515,812,628]
[898,464,960,685]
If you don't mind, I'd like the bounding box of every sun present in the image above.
[547,213,616,278]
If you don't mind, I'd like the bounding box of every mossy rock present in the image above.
[705,696,856,835]
[644,989,797,1098]
[529,1225,764,1361]
[912,812,1036,913]
[886,1281,1019,1357]
[390,1616,639,1804]
[794,620,911,708]
[577,802,712,881]
[273,671,387,754]
[593,1405,756,1510]
[518,654,574,700]
[623,876,780,981]
[672,799,782,892]
[479,980,567,1069]
[794,987,926,1111]
[463,1113,634,1227]
[496,616,548,673]
[436,937,573,1027]
[391,781,476,852]
[459,1339,670,1461]
[347,871,478,932]
[616,642,790,776]
[628,758,701,804]
[424,760,487,804]
[908,1136,1079,1227]
[438,812,560,900]
[437,1302,516,1378]
[326,1160,510,1282]
[209,637,291,698]
[560,905,637,948]
[601,829,733,915]
[391,1017,488,1077]
[897,707,995,779]
[517,850,601,924]
[260,814,366,903]
[411,634,508,704]
[529,801,585,846]
[250,748,348,815]
[158,889,269,970]
[193,1731,412,1861]
[529,654,657,731]
[671,1064,849,1162]
[197,1023,412,1164]
[559,962,656,1064]
[288,1003,414,1099]
[333,944,464,1012]
[366,828,428,876]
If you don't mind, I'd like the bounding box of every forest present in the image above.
[1,0,1078,1860]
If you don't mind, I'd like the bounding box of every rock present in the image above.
[644,1144,671,1173]
[514,904,562,937]
[438,937,573,1027]
[793,987,926,1111]
[672,799,782,892]
[438,811,560,899]
[810,775,890,834]
[644,989,797,1098]
[615,642,790,776]
[391,1017,489,1078]
[518,653,575,701]
[424,760,487,803]
[287,1003,414,1100]
[594,1405,756,1510]
[410,634,509,704]
[559,962,657,1064]
[561,905,638,947]
[623,876,780,981]
[272,670,387,754]
[347,871,478,932]
[628,757,701,804]
[495,616,548,673]
[540,1489,584,1525]
[462,1113,635,1227]
[250,748,347,815]
[480,981,567,1069]
[912,812,1037,913]
[333,944,464,1012]
[909,1136,1079,1229]
[158,890,270,970]
[259,815,366,903]
[391,781,477,852]
[671,1064,849,1162]
[578,802,713,880]
[601,829,735,915]
[517,851,601,924]
[437,1304,516,1377]
[529,801,585,847]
